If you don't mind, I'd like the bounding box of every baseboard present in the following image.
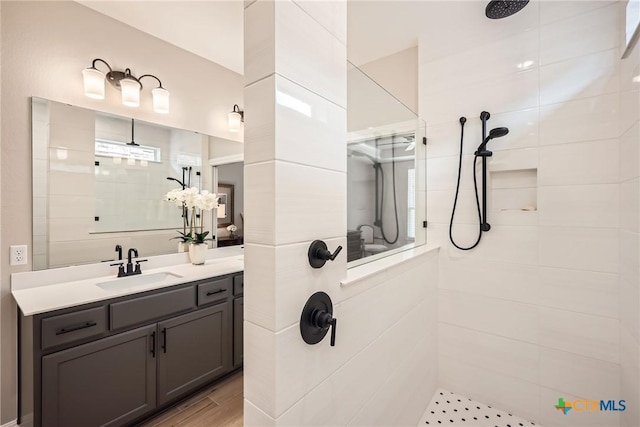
[1,420,17,427]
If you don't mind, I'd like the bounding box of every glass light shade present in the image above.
[82,68,105,99]
[120,77,140,107]
[152,87,170,114]
[228,111,242,132]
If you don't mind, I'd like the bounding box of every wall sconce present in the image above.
[82,58,170,114]
[228,104,244,132]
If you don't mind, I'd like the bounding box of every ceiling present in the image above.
[77,1,539,73]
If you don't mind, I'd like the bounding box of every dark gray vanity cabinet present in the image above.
[19,272,243,427]
[233,274,244,368]
[156,303,231,405]
[41,325,156,427]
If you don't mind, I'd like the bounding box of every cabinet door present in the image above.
[233,297,243,367]
[42,325,156,427]
[157,303,231,405]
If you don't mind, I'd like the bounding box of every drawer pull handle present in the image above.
[55,321,97,336]
[162,328,167,353]
[206,289,227,296]
[151,331,156,358]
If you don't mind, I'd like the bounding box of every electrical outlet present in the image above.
[10,245,28,266]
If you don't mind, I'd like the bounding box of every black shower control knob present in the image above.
[300,291,337,347]
[308,240,342,268]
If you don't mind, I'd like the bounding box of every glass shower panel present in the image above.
[347,62,427,266]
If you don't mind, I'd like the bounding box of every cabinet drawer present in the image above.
[110,287,195,330]
[41,307,106,351]
[233,275,243,296]
[197,277,231,306]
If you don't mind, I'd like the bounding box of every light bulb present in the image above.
[152,87,170,114]
[120,77,140,107]
[82,68,105,99]
[228,111,242,132]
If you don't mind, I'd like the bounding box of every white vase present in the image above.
[188,243,208,265]
[178,241,190,253]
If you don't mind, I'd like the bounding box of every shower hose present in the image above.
[449,117,483,250]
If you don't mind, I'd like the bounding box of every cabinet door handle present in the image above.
[151,331,156,358]
[162,328,167,353]
[55,321,97,336]
[206,289,227,296]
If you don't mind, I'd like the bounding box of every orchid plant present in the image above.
[165,187,218,244]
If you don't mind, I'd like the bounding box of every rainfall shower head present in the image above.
[485,0,529,19]
[476,127,509,154]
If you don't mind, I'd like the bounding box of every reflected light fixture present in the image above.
[82,58,170,114]
[228,104,244,132]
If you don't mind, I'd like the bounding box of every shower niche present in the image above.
[489,168,538,225]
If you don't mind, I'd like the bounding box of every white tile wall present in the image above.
[244,2,437,425]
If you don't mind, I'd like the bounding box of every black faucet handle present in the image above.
[110,262,126,277]
[134,259,147,274]
[328,245,342,261]
[308,240,343,268]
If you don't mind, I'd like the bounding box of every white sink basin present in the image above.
[97,272,183,291]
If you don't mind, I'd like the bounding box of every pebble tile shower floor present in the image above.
[419,389,540,427]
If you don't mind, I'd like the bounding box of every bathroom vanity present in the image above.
[12,251,244,427]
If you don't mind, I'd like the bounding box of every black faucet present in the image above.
[115,245,123,260]
[127,248,139,275]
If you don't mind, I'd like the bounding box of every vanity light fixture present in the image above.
[228,104,244,132]
[82,58,170,114]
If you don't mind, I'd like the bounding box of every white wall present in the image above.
[358,47,419,113]
[243,1,437,425]
[421,1,624,425]
[0,1,243,422]
[619,12,640,427]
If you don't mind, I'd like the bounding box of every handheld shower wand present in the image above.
[449,111,509,250]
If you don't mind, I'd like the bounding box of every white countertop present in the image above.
[12,247,244,317]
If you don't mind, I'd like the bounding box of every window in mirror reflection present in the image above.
[346,133,417,263]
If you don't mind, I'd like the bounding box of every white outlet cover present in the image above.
[10,245,28,266]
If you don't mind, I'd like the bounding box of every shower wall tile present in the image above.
[244,76,276,166]
[439,257,539,305]
[539,267,618,318]
[427,155,477,191]
[244,400,275,427]
[244,237,346,332]
[539,348,620,398]
[538,139,619,186]
[539,48,620,106]
[538,184,619,228]
[539,226,618,273]
[292,0,346,44]
[420,29,539,96]
[620,275,640,345]
[620,178,640,233]
[246,161,346,246]
[244,0,275,86]
[539,2,620,66]
[539,93,619,146]
[245,74,347,172]
[274,76,346,172]
[274,0,346,108]
[438,289,539,344]
[438,357,539,423]
[539,0,616,26]
[439,323,539,383]
[422,68,539,125]
[619,89,640,136]
[620,122,640,182]
[540,306,620,363]
[620,328,640,427]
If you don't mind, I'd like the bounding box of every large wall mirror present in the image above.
[32,97,240,270]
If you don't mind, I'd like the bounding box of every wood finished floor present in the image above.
[136,370,243,427]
